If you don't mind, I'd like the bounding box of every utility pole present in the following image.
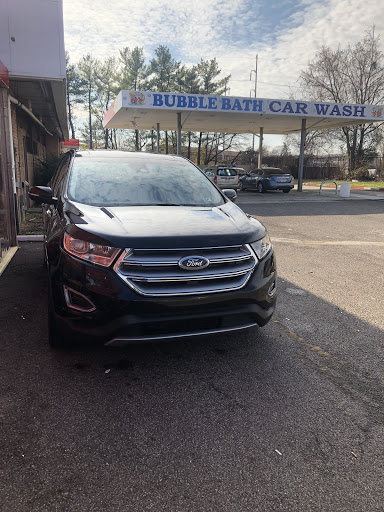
[250,54,258,98]
[222,79,230,161]
[250,54,258,165]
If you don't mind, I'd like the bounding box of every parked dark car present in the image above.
[240,168,294,193]
[29,151,277,349]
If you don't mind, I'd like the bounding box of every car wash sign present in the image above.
[122,90,383,120]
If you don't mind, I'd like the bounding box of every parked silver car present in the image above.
[205,166,242,190]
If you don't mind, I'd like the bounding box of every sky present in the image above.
[63,0,384,150]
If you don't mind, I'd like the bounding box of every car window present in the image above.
[264,169,283,176]
[217,169,237,176]
[67,156,225,207]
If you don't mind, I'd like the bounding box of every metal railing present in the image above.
[319,180,338,195]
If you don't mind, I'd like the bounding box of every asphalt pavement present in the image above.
[1,191,384,511]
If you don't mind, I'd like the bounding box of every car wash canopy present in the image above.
[103,90,383,191]
[103,90,383,135]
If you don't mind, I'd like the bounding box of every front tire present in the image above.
[283,189,290,193]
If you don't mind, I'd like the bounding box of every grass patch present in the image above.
[302,180,384,188]
[18,211,44,235]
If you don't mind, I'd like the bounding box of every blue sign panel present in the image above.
[120,90,383,121]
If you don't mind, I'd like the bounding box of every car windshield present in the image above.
[67,155,225,207]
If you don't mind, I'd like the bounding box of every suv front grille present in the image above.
[113,245,257,296]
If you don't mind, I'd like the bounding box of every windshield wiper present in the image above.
[153,203,210,207]
[153,203,182,206]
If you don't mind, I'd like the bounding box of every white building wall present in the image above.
[0,0,65,80]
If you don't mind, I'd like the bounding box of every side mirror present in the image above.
[223,189,237,203]
[29,186,58,205]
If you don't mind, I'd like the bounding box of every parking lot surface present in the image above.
[1,192,383,511]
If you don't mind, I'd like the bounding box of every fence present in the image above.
[261,155,384,180]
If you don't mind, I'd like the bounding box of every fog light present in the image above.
[268,280,277,297]
[63,286,96,312]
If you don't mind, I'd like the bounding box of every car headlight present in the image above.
[64,233,120,267]
[250,233,272,260]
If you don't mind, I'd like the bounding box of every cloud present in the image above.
[64,0,383,98]
[63,0,384,148]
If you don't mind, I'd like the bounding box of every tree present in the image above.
[300,27,384,171]
[197,58,230,95]
[79,118,104,149]
[196,58,231,165]
[65,52,84,139]
[148,46,180,153]
[77,54,100,149]
[94,56,119,148]
[176,65,200,158]
[118,47,149,150]
[119,46,148,90]
[148,45,179,91]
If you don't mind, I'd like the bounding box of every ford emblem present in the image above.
[179,255,210,270]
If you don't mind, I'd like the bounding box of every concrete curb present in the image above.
[17,235,44,242]
[0,247,18,277]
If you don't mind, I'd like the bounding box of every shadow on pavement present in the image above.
[1,242,384,511]
[237,193,384,217]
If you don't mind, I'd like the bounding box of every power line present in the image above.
[228,79,300,88]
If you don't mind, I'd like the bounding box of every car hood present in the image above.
[65,200,266,249]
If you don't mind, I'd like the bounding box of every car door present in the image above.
[254,170,264,187]
[247,172,258,189]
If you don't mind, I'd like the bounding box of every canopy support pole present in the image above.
[258,127,263,167]
[156,123,160,153]
[177,113,181,155]
[298,118,306,192]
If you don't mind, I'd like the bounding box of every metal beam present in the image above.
[156,123,160,153]
[298,119,306,192]
[177,113,181,155]
[258,127,263,167]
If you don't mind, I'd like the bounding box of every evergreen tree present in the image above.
[94,56,119,148]
[77,54,100,149]
[65,51,84,139]
[196,58,231,165]
[118,46,149,150]
[148,46,180,153]
[119,46,148,91]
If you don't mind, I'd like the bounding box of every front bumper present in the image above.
[50,248,277,344]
